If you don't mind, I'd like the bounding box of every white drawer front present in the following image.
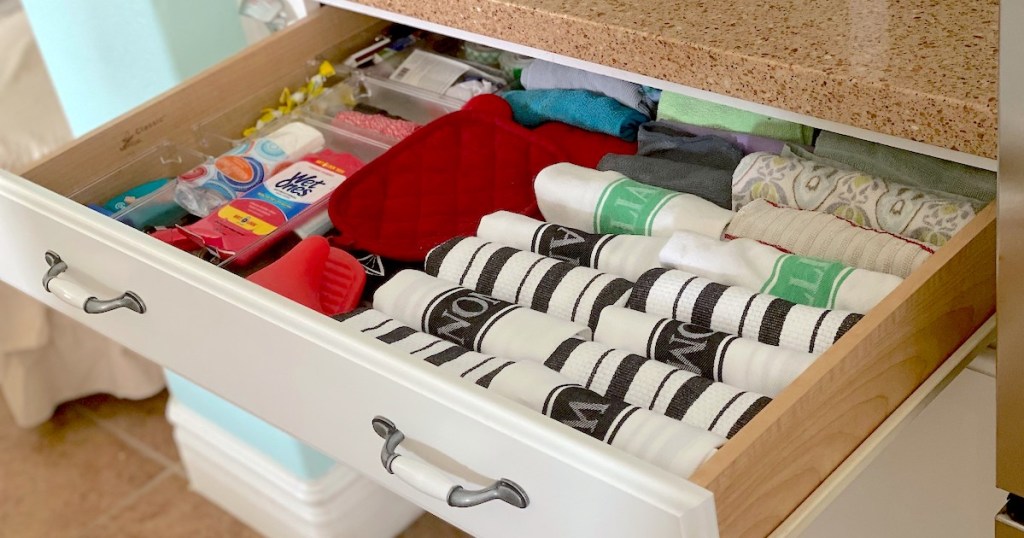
[0,170,718,537]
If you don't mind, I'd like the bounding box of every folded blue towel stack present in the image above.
[503,89,649,141]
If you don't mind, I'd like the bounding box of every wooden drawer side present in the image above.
[691,203,997,537]
[21,8,388,198]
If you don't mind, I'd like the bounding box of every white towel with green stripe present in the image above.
[535,163,734,238]
[660,231,902,313]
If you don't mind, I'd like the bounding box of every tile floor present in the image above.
[0,390,469,537]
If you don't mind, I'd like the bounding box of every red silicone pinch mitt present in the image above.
[247,236,366,316]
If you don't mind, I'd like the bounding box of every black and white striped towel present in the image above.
[425,236,633,331]
[374,270,768,438]
[628,268,863,354]
[544,338,770,438]
[335,308,725,477]
[476,211,666,281]
[373,270,592,360]
[594,306,817,397]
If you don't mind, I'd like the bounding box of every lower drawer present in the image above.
[0,6,996,537]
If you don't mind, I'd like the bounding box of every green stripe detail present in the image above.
[764,254,851,308]
[594,177,680,235]
[593,177,628,232]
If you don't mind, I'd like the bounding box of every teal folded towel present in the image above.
[503,89,648,141]
[806,131,996,203]
[657,92,814,146]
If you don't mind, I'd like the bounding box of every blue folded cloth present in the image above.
[520,60,655,115]
[503,89,648,141]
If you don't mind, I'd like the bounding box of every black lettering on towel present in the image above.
[534,224,609,267]
[545,385,633,442]
[652,320,732,379]
[424,288,517,350]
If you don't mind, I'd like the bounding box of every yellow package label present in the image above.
[217,205,278,236]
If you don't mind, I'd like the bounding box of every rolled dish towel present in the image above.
[477,211,665,281]
[373,270,592,359]
[628,268,864,354]
[535,163,735,238]
[425,236,633,331]
[813,131,995,203]
[660,231,903,313]
[521,60,655,116]
[732,152,984,247]
[657,92,814,146]
[336,308,724,477]
[594,306,817,397]
[503,89,648,141]
[726,199,933,278]
[544,338,770,438]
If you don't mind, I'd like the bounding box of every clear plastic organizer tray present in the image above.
[304,72,464,132]
[69,142,211,230]
[79,118,390,270]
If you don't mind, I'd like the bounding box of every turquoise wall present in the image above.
[22,0,248,136]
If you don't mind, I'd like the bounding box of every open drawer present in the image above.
[0,6,996,537]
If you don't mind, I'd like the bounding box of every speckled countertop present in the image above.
[341,0,998,159]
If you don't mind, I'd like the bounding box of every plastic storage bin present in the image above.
[168,398,424,538]
[166,370,335,481]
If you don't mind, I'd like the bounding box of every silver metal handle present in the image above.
[43,251,146,315]
[371,416,528,509]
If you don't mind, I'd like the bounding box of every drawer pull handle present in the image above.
[371,416,528,509]
[43,251,146,315]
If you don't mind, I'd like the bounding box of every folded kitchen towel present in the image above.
[503,89,648,141]
[660,231,903,313]
[726,199,933,278]
[425,236,632,331]
[594,306,817,397]
[628,268,864,354]
[521,60,655,116]
[543,338,770,438]
[651,120,793,156]
[373,270,591,360]
[732,152,984,247]
[636,121,745,169]
[597,155,733,209]
[813,131,996,204]
[657,92,814,146]
[476,211,666,281]
[336,308,724,477]
[535,163,735,238]
[596,121,744,209]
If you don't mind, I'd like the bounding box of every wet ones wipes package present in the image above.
[179,149,364,265]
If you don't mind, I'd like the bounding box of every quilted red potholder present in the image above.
[328,99,568,261]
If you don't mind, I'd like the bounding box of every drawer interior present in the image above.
[16,5,998,536]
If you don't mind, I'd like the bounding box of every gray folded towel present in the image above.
[521,59,654,116]
[597,121,743,209]
[598,154,732,209]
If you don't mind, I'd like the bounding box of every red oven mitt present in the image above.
[327,94,567,261]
